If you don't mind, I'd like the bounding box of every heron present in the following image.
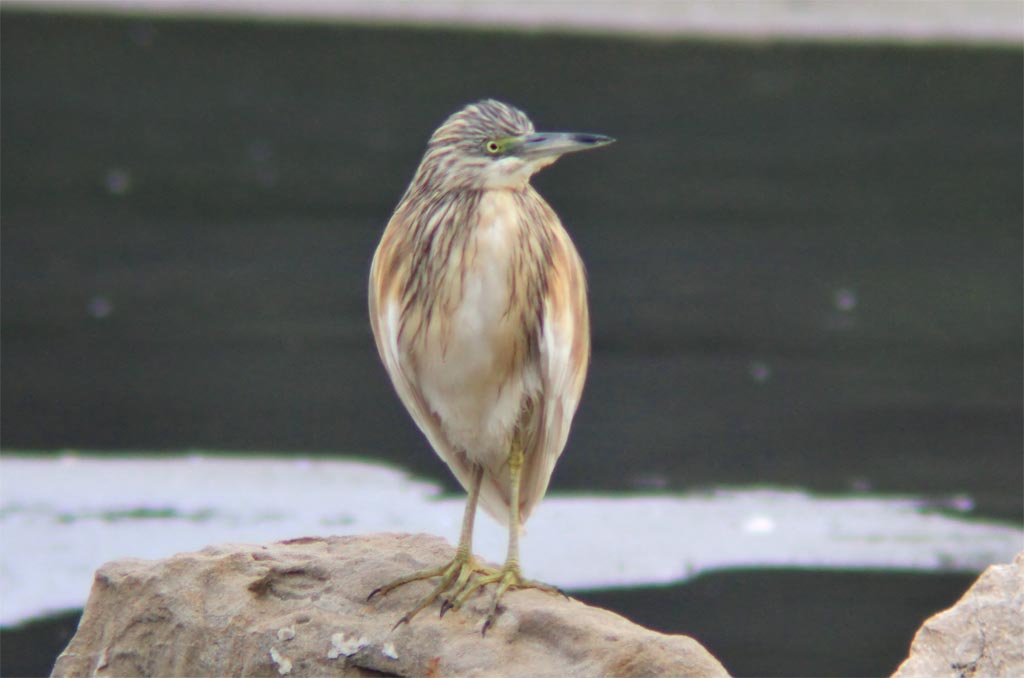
[367,99,613,634]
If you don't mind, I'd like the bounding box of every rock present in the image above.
[893,551,1023,678]
[52,533,729,677]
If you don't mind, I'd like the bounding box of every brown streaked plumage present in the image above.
[367,99,613,633]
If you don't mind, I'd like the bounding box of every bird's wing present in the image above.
[515,232,590,525]
[368,239,482,505]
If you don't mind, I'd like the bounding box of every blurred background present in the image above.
[1,2,1022,676]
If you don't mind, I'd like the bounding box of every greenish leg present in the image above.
[367,464,485,628]
[448,444,563,635]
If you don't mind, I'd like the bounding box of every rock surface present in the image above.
[893,551,1023,678]
[52,533,729,677]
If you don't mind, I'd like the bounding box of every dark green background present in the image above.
[1,10,1021,677]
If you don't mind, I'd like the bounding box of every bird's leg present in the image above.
[447,444,565,635]
[367,464,488,628]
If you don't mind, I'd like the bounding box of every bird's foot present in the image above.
[445,562,566,636]
[368,553,564,634]
[367,550,491,629]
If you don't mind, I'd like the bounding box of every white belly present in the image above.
[415,193,539,470]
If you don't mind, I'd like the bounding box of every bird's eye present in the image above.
[485,140,501,155]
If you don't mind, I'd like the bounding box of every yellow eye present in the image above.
[485,140,501,155]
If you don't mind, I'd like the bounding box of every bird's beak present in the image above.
[514,132,615,160]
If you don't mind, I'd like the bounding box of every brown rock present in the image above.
[52,533,729,677]
[893,551,1023,678]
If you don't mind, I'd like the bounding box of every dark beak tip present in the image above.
[577,133,615,146]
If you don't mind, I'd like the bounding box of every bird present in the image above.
[367,99,613,634]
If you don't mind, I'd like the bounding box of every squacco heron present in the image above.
[367,99,613,634]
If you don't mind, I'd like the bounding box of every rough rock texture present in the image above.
[893,551,1023,678]
[52,533,729,678]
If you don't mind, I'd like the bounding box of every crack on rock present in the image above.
[950,604,989,678]
[951,620,988,678]
[345,664,402,678]
[280,537,327,546]
[248,566,330,599]
[949,660,978,678]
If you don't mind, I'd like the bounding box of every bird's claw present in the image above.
[370,554,564,635]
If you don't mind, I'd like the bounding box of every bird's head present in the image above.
[414,99,614,192]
